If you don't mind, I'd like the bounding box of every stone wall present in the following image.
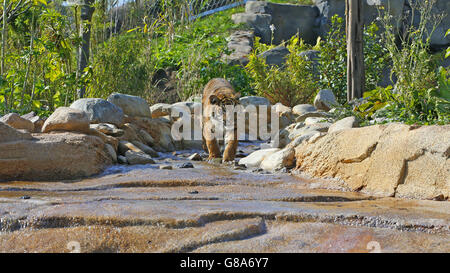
[232,0,449,50]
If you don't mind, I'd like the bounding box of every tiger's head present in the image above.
[208,88,241,109]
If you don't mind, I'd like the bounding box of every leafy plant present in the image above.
[246,35,318,107]
[376,0,446,123]
[317,15,388,105]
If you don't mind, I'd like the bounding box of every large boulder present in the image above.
[0,113,34,132]
[131,117,175,152]
[0,131,112,181]
[70,98,124,126]
[240,1,320,44]
[314,0,406,34]
[42,107,90,134]
[107,93,151,117]
[314,89,337,111]
[295,123,450,200]
[429,0,450,49]
[231,13,272,44]
[259,46,290,67]
[0,122,33,143]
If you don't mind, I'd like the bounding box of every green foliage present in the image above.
[317,15,388,105]
[1,3,80,116]
[246,35,317,107]
[176,43,254,100]
[317,15,347,104]
[371,0,448,124]
[87,33,153,100]
[86,6,245,103]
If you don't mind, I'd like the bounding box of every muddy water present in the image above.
[0,150,449,253]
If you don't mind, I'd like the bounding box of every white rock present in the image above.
[328,116,359,133]
[260,147,295,171]
[238,148,280,168]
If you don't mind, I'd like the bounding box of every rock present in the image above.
[42,107,90,134]
[260,147,296,171]
[125,150,155,165]
[295,123,450,200]
[131,117,175,152]
[314,0,405,35]
[104,143,118,163]
[88,128,119,151]
[276,120,328,148]
[304,117,329,125]
[231,13,272,44]
[171,102,201,114]
[259,46,290,67]
[150,103,171,118]
[245,0,272,13]
[20,112,45,133]
[295,111,329,122]
[292,104,317,116]
[299,50,320,76]
[107,93,151,117]
[20,111,36,120]
[90,123,124,137]
[314,89,337,111]
[239,96,271,107]
[266,3,320,44]
[188,153,202,161]
[0,122,33,143]
[427,0,450,49]
[29,116,45,133]
[117,155,128,164]
[159,165,173,170]
[239,148,280,168]
[273,103,295,129]
[118,140,142,156]
[119,123,142,142]
[239,1,320,44]
[70,98,124,126]
[131,141,159,157]
[138,129,155,146]
[328,116,359,133]
[0,113,34,132]
[178,162,194,168]
[0,132,112,181]
[222,30,254,66]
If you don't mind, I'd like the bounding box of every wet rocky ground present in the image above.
[0,143,449,253]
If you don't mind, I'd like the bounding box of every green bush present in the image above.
[246,36,318,107]
[87,33,154,100]
[368,0,449,124]
[317,15,388,105]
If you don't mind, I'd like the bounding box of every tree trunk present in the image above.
[346,0,365,102]
[77,0,95,99]
[1,0,7,76]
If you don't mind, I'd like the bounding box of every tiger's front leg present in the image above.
[203,117,221,160]
[223,128,238,163]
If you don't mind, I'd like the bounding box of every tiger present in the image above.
[202,78,241,162]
